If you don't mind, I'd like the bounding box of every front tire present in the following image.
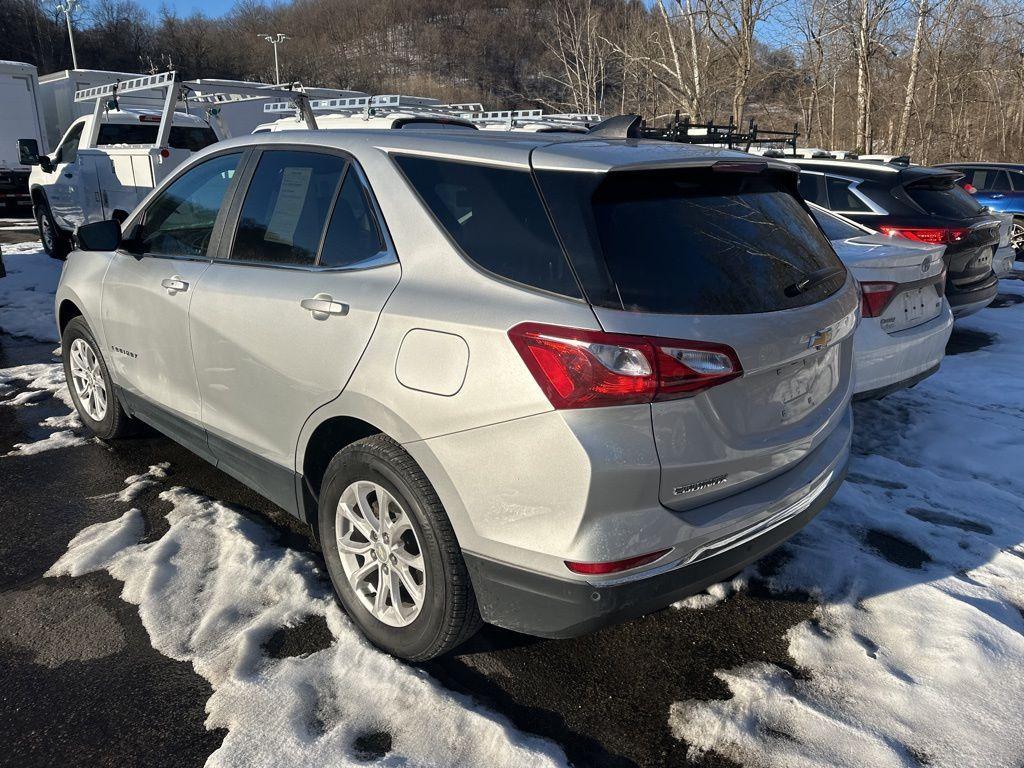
[61,316,134,440]
[318,435,481,660]
[36,196,70,260]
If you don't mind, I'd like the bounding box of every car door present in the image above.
[188,147,401,511]
[46,121,85,228]
[101,150,244,460]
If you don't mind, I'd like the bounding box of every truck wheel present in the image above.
[36,197,70,260]
[61,316,134,440]
[318,435,482,661]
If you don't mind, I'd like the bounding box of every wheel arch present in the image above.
[58,298,83,335]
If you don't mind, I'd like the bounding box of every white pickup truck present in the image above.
[18,71,316,258]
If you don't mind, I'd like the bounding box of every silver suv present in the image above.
[58,130,857,660]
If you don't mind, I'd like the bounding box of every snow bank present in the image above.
[0,360,86,455]
[0,242,61,343]
[49,483,567,768]
[670,283,1024,768]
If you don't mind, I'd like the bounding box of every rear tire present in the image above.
[61,316,134,440]
[36,196,70,260]
[318,435,481,660]
[1012,216,1024,261]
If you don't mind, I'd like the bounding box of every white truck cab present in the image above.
[19,71,317,258]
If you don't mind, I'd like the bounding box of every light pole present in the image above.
[258,33,290,85]
[56,0,79,70]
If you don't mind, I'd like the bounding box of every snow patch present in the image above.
[673,572,748,610]
[49,483,567,767]
[669,283,1024,768]
[0,242,61,343]
[118,462,171,502]
[1,360,86,456]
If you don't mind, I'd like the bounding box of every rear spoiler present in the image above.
[897,166,962,187]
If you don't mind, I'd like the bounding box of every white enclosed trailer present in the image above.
[0,60,47,208]
[36,69,167,149]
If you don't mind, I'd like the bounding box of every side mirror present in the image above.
[18,138,40,165]
[76,219,122,252]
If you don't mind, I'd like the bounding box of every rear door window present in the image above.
[905,177,985,217]
[230,150,346,265]
[538,168,845,315]
[394,155,581,297]
[812,208,867,240]
[318,170,386,268]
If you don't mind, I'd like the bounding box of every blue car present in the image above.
[935,163,1024,256]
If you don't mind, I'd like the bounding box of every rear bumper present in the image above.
[993,245,1016,278]
[465,412,851,638]
[852,302,952,396]
[948,273,998,317]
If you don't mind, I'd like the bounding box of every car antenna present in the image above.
[587,114,643,139]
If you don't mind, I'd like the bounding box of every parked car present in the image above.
[935,163,1024,257]
[810,204,953,399]
[992,211,1018,277]
[794,158,1000,317]
[56,130,857,659]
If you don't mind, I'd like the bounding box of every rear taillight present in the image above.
[860,281,898,317]
[879,226,968,245]
[565,549,671,575]
[508,323,741,409]
[963,183,977,195]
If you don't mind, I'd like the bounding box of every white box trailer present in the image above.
[188,79,365,136]
[0,60,47,208]
[37,69,168,149]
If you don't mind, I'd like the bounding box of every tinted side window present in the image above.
[797,173,827,206]
[231,150,346,265]
[57,122,84,164]
[826,176,870,212]
[394,155,580,297]
[140,152,241,257]
[1010,170,1024,191]
[319,170,386,268]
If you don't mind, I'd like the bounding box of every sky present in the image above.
[133,0,238,18]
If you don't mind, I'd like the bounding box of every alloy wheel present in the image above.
[1011,220,1024,258]
[68,338,107,422]
[335,480,426,627]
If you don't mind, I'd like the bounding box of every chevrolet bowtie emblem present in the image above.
[806,327,833,350]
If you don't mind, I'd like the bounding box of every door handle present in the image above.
[161,276,189,293]
[64,172,74,179]
[301,293,349,320]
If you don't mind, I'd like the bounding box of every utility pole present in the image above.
[56,0,79,70]
[258,33,291,85]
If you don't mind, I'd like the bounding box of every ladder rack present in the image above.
[642,112,800,153]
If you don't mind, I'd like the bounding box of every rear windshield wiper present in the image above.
[784,266,845,297]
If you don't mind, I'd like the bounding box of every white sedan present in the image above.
[811,204,954,400]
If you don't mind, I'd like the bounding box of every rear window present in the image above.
[394,155,581,297]
[97,123,218,152]
[812,207,866,240]
[905,177,984,218]
[537,168,845,315]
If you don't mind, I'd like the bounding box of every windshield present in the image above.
[537,168,845,315]
[97,123,218,152]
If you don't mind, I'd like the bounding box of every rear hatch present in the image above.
[533,149,858,512]
[897,170,1000,288]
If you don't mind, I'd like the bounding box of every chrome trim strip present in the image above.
[681,468,835,568]
[586,467,836,587]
